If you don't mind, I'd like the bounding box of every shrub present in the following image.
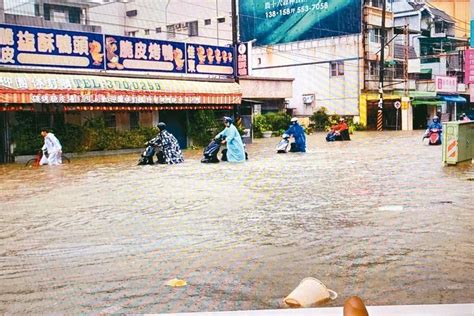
[253,115,271,138]
[187,110,221,147]
[265,112,291,135]
[309,107,330,131]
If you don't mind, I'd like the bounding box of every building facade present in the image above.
[0,0,244,163]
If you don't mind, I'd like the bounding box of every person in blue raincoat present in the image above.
[285,117,306,152]
[215,116,245,162]
[423,115,443,143]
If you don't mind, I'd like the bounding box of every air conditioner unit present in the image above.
[302,94,315,105]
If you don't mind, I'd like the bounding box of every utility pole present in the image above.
[404,24,409,99]
[377,0,387,131]
[231,0,238,47]
[230,0,241,121]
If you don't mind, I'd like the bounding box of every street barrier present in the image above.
[442,121,474,165]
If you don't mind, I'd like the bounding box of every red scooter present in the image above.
[423,128,442,145]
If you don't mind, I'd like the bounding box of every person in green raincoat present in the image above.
[215,117,245,162]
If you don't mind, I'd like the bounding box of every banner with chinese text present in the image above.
[0,72,242,105]
[185,43,234,76]
[104,35,186,74]
[0,23,104,70]
[239,0,361,46]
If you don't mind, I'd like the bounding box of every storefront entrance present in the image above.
[0,113,9,163]
[159,111,188,149]
[367,100,402,130]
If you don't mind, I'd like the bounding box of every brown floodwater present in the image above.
[0,131,473,314]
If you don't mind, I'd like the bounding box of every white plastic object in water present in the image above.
[284,277,338,308]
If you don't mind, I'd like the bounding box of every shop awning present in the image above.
[0,72,242,106]
[438,95,467,103]
[411,100,445,106]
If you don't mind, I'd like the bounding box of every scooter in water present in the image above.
[423,128,442,145]
[138,141,165,165]
[201,135,225,163]
[276,134,291,153]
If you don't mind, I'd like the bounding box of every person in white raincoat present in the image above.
[40,128,62,166]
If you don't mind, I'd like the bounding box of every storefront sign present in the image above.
[471,85,474,102]
[104,35,186,74]
[0,72,242,104]
[236,42,250,77]
[435,76,457,93]
[239,0,361,45]
[0,23,104,70]
[186,43,234,76]
[464,49,474,84]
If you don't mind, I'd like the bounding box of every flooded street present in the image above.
[0,131,473,314]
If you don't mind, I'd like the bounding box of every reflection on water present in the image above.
[0,132,473,314]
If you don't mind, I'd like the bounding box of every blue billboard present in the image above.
[239,0,362,46]
[0,23,104,70]
[185,43,235,76]
[104,35,186,73]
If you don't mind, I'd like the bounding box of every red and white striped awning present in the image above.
[0,72,242,107]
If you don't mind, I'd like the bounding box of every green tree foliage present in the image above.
[253,112,291,138]
[187,110,221,147]
[309,107,330,131]
[11,114,159,155]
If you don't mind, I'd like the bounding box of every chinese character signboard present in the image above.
[0,73,242,104]
[0,23,236,77]
[239,0,361,46]
[435,76,457,93]
[104,35,186,73]
[236,42,250,77]
[0,23,104,70]
[465,49,474,84]
[185,43,234,76]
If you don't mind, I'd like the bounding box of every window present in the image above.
[369,61,380,77]
[369,28,382,43]
[130,112,139,130]
[394,61,404,79]
[103,112,116,129]
[204,19,211,25]
[187,21,198,37]
[144,29,150,35]
[217,17,226,23]
[434,21,445,34]
[167,25,176,39]
[127,31,137,37]
[126,9,138,17]
[155,27,162,33]
[367,0,383,8]
[330,61,344,77]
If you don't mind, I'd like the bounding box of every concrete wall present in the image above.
[92,0,233,46]
[252,35,362,116]
[4,13,102,33]
[89,2,126,36]
[116,112,130,130]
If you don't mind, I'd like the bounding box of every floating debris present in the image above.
[378,205,404,212]
[284,277,337,308]
[166,278,187,287]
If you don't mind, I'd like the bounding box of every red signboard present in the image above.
[465,49,474,84]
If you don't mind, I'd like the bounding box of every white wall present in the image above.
[4,0,34,16]
[93,0,233,46]
[252,35,362,116]
[89,2,126,35]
